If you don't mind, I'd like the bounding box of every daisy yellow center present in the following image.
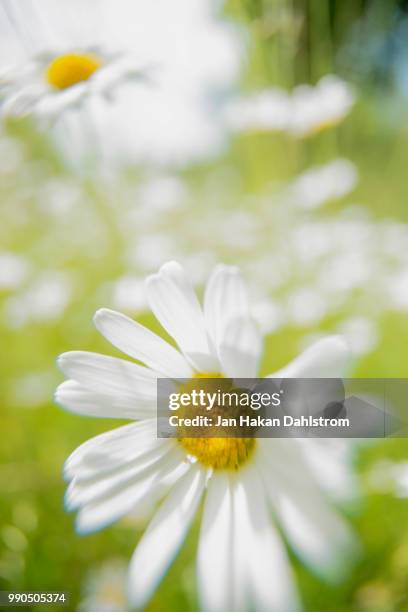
[177,373,256,471]
[45,53,101,90]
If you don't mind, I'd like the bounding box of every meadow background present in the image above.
[0,0,408,610]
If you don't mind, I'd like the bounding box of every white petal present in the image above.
[203,265,262,377]
[197,472,235,612]
[273,488,354,580]
[36,85,87,118]
[235,467,300,612]
[258,439,355,579]
[93,307,192,378]
[146,261,217,372]
[128,465,205,608]
[297,438,357,499]
[57,351,158,398]
[55,379,154,420]
[198,468,298,612]
[66,440,173,511]
[64,420,157,480]
[269,335,350,378]
[218,317,262,378]
[75,446,185,534]
[1,84,45,117]
[204,265,250,353]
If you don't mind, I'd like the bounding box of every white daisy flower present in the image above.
[336,317,379,357]
[225,88,291,132]
[4,271,72,328]
[290,75,355,137]
[0,251,29,290]
[0,0,147,119]
[56,261,355,611]
[392,464,408,498]
[0,46,145,119]
[282,159,358,210]
[0,0,241,167]
[226,75,355,138]
[367,460,408,498]
[79,558,128,612]
[110,275,147,316]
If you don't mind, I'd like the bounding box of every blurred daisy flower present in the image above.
[282,159,358,210]
[56,261,356,611]
[225,88,290,132]
[367,460,408,498]
[0,0,242,167]
[290,75,356,137]
[0,46,145,119]
[79,558,128,612]
[4,271,72,328]
[226,75,355,138]
[0,251,29,290]
[0,0,147,120]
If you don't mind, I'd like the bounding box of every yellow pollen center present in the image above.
[177,373,256,471]
[45,53,102,90]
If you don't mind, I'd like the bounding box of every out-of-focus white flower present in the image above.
[111,275,147,315]
[0,135,25,173]
[175,250,217,285]
[0,252,29,290]
[225,88,290,131]
[287,287,328,326]
[394,464,408,497]
[283,159,358,210]
[4,272,72,327]
[0,0,242,167]
[367,460,408,498]
[318,251,372,293]
[127,234,179,271]
[39,178,82,215]
[381,223,408,261]
[8,369,57,409]
[0,46,145,119]
[79,558,128,612]
[290,75,355,137]
[138,175,188,212]
[337,317,379,356]
[225,75,355,137]
[111,195,408,327]
[386,269,408,309]
[220,210,260,250]
[246,254,290,290]
[89,0,242,167]
[251,298,285,333]
[56,261,356,611]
